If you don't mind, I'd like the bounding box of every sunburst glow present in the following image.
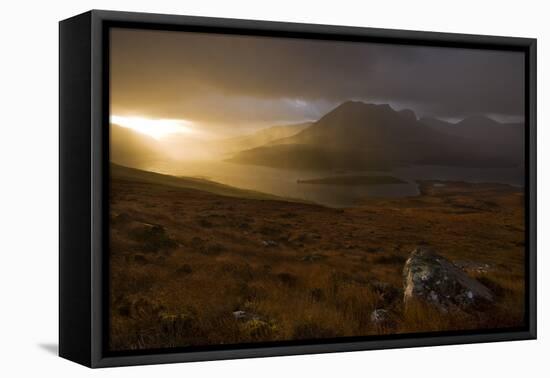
[111,115,196,140]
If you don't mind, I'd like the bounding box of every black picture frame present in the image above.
[59,9,537,368]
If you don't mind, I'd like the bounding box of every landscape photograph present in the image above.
[108,28,526,351]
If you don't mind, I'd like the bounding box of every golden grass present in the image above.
[109,178,526,351]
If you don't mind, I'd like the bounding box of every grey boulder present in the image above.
[403,247,494,311]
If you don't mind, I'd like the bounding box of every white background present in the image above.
[0,0,547,376]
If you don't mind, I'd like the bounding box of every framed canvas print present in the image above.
[59,10,537,368]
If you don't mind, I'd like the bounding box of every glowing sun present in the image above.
[110,115,196,140]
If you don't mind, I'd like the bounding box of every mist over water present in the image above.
[147,160,523,208]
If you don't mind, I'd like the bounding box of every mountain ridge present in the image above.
[229,101,525,170]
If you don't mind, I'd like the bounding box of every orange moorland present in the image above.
[109,166,525,351]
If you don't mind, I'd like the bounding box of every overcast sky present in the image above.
[110,27,525,134]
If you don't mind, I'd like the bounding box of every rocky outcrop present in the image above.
[403,247,494,311]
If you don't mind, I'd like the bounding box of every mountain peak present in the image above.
[398,109,418,122]
[336,101,393,111]
[321,101,397,122]
[319,101,420,128]
[229,101,523,171]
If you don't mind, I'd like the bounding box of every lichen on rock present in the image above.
[403,247,494,311]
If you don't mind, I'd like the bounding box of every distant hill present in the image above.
[110,124,165,169]
[421,115,524,147]
[220,122,311,153]
[228,101,525,170]
[110,121,311,165]
[111,163,310,203]
[228,143,392,171]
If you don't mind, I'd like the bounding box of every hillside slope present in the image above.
[110,124,165,169]
[221,122,312,153]
[111,163,310,203]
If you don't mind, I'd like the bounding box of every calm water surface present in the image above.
[151,161,524,208]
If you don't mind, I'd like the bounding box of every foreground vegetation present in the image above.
[109,169,525,351]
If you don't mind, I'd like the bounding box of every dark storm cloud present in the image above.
[110,28,525,127]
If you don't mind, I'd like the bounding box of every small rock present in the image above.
[370,309,389,324]
[232,310,260,321]
[261,240,278,247]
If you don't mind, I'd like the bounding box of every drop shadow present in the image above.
[38,343,58,356]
